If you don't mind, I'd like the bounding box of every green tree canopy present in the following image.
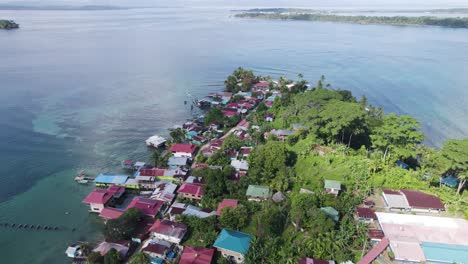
[104,208,141,241]
[441,138,468,194]
[104,248,120,264]
[219,205,249,230]
[370,113,424,162]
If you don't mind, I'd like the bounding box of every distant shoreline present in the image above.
[235,9,468,29]
[0,20,19,29]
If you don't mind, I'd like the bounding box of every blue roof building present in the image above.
[213,229,253,263]
[94,174,129,185]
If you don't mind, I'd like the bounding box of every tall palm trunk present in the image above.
[457,178,466,194]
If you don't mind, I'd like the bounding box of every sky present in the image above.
[1,0,468,9]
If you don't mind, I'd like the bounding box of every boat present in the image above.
[74,170,95,184]
[145,135,166,148]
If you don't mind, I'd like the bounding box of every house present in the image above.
[107,185,125,198]
[400,189,445,213]
[93,241,130,258]
[320,207,340,222]
[65,244,83,258]
[264,113,275,122]
[217,199,238,216]
[239,147,252,158]
[192,135,208,145]
[265,101,274,108]
[178,183,203,200]
[168,203,216,220]
[126,197,165,218]
[324,180,341,196]
[94,174,129,187]
[299,258,336,264]
[376,212,468,263]
[231,159,248,172]
[169,143,198,158]
[82,189,113,213]
[214,229,253,263]
[185,176,206,185]
[141,239,174,260]
[381,189,410,211]
[367,229,385,241]
[167,156,190,169]
[246,185,270,201]
[99,207,124,221]
[179,246,215,264]
[150,181,178,204]
[382,189,445,213]
[356,207,377,223]
[236,120,250,131]
[132,218,155,243]
[272,192,286,203]
[149,219,188,244]
[254,81,270,89]
[264,129,294,141]
[223,110,238,117]
[292,123,305,130]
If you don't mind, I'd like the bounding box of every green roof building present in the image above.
[246,185,270,201]
[321,206,340,222]
[324,180,341,196]
[213,229,253,263]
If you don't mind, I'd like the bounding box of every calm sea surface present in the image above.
[0,5,467,263]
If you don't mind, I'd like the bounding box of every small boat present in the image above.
[145,135,166,148]
[74,170,95,184]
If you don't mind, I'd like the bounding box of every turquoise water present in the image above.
[421,242,468,263]
[0,4,468,263]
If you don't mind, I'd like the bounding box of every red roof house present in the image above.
[357,237,389,264]
[149,219,188,244]
[299,258,330,264]
[99,207,124,220]
[178,183,203,200]
[126,197,164,217]
[356,207,377,222]
[82,189,113,213]
[169,143,198,158]
[222,110,238,117]
[107,185,125,198]
[139,168,166,177]
[217,199,238,216]
[179,246,215,264]
[254,81,269,88]
[236,119,250,130]
[400,189,445,211]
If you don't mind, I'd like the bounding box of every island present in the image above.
[64,68,467,264]
[0,20,19,29]
[235,9,468,29]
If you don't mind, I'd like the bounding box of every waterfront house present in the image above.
[246,185,270,201]
[65,245,83,258]
[324,180,341,196]
[82,189,113,213]
[217,199,238,216]
[94,174,129,187]
[99,207,124,221]
[356,207,377,223]
[126,197,165,218]
[213,229,253,263]
[93,241,130,258]
[179,246,215,264]
[177,183,203,200]
[168,156,190,169]
[149,219,188,244]
[169,143,198,158]
[254,81,269,89]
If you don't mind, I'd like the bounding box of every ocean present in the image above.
[0,5,467,263]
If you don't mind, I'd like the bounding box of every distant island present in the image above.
[0,20,19,29]
[235,9,468,29]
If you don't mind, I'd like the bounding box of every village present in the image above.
[68,68,468,264]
